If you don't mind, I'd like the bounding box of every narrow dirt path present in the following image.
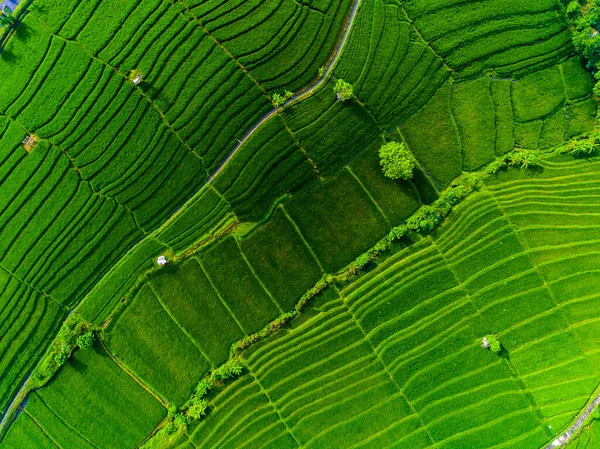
[545,391,600,448]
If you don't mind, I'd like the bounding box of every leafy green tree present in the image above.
[333,79,353,101]
[54,352,67,366]
[173,413,190,428]
[271,93,284,107]
[76,331,95,349]
[379,141,415,180]
[484,335,502,353]
[520,152,537,170]
[566,1,580,16]
[187,399,209,419]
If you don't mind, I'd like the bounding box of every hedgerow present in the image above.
[30,313,99,388]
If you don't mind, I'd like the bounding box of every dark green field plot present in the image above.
[348,138,422,226]
[451,76,496,170]
[151,259,245,366]
[400,83,462,186]
[213,117,317,222]
[241,208,323,311]
[285,167,390,272]
[200,237,283,334]
[107,284,211,405]
[6,344,165,449]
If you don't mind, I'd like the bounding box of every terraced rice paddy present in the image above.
[1,0,600,447]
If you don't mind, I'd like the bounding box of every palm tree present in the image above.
[0,7,15,27]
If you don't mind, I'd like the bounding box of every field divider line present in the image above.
[22,410,61,449]
[279,206,326,273]
[33,392,100,449]
[235,239,284,315]
[98,339,168,409]
[147,282,213,366]
[246,367,303,449]
[333,286,438,446]
[0,264,63,310]
[197,259,249,335]
[345,166,392,228]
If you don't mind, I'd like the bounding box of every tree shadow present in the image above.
[0,48,17,64]
[14,21,31,41]
[69,353,89,374]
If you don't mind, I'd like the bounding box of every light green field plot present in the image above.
[3,344,164,448]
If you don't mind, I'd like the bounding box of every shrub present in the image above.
[76,331,95,349]
[54,352,67,366]
[333,79,353,101]
[173,413,190,428]
[379,141,415,180]
[485,335,502,353]
[187,399,209,419]
[128,69,143,84]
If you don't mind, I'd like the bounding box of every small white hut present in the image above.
[157,255,168,266]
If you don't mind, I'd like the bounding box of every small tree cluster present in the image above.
[271,90,294,107]
[333,79,353,101]
[379,141,415,180]
[568,131,600,157]
[484,335,502,354]
[487,151,539,174]
[32,314,99,386]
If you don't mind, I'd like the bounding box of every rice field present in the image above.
[1,0,599,447]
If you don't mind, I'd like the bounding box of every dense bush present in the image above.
[379,141,415,180]
[31,314,99,387]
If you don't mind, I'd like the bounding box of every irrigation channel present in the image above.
[0,0,364,436]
